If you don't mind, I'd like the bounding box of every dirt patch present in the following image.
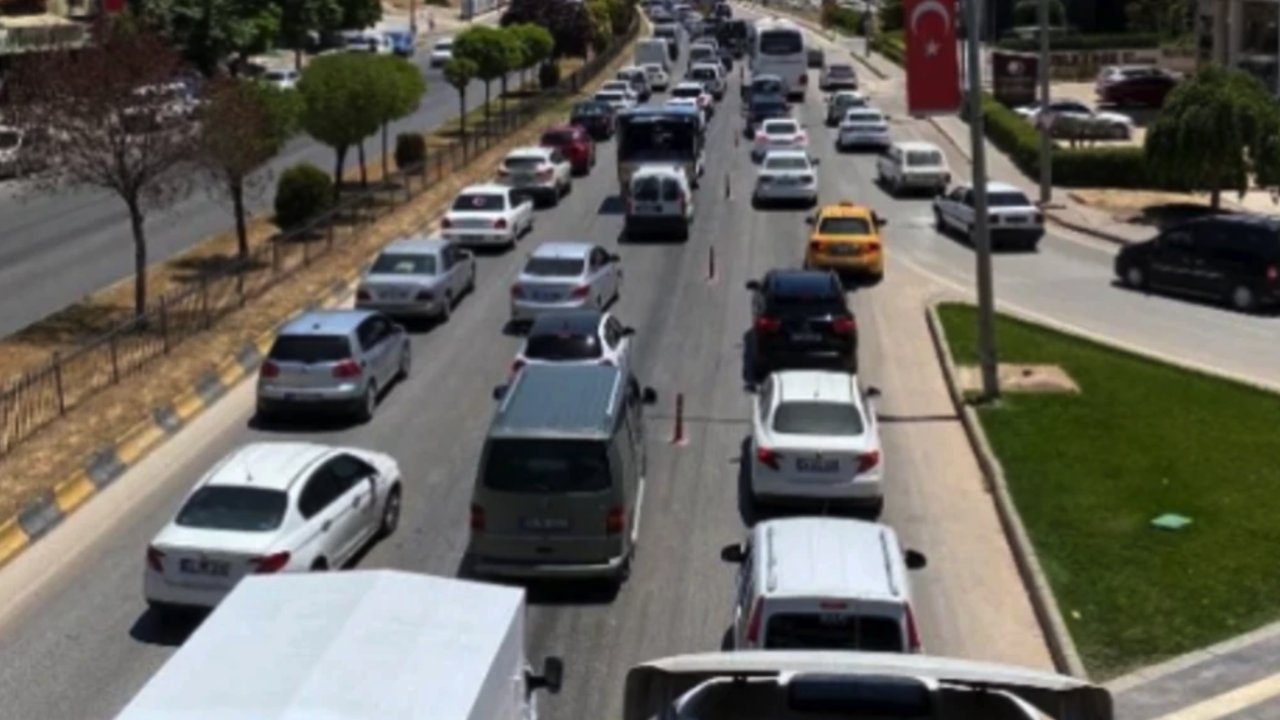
[1066,189,1251,229]
[957,363,1080,395]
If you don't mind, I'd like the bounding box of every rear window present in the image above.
[989,191,1032,207]
[818,216,872,235]
[828,65,855,76]
[524,257,585,276]
[505,156,545,169]
[772,401,864,436]
[765,121,799,134]
[597,91,623,101]
[453,193,505,211]
[673,86,702,98]
[906,150,943,166]
[765,156,809,171]
[269,335,351,362]
[524,333,603,360]
[176,486,288,532]
[541,131,576,145]
[765,613,905,652]
[482,439,612,493]
[633,175,662,201]
[847,112,882,123]
[759,29,802,55]
[371,252,436,275]
[573,103,607,116]
[770,276,843,308]
[691,68,716,79]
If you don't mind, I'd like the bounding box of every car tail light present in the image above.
[356,288,370,301]
[333,359,362,378]
[571,285,590,299]
[470,504,485,531]
[251,551,291,574]
[1267,265,1278,283]
[745,598,764,645]
[857,449,882,473]
[905,604,923,652]
[511,358,525,374]
[832,317,856,335]
[493,218,508,229]
[537,167,554,180]
[260,360,280,379]
[441,217,453,229]
[756,446,781,470]
[606,506,626,535]
[809,241,824,253]
[755,316,781,333]
[146,545,165,572]
[755,133,767,144]
[415,290,433,301]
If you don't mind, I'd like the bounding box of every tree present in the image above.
[501,0,594,58]
[298,53,382,198]
[1012,0,1067,28]
[601,0,634,37]
[278,0,342,71]
[585,0,612,54]
[337,0,382,31]
[1145,64,1280,209]
[1125,0,1191,38]
[131,0,281,76]
[196,79,300,265]
[454,26,518,132]
[7,22,197,320]
[443,57,477,145]
[508,23,554,88]
[370,56,427,180]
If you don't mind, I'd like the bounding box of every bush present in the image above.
[871,30,905,66]
[996,32,1163,52]
[822,5,862,35]
[394,132,426,171]
[274,162,334,229]
[538,60,561,90]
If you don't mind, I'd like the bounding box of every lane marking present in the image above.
[1154,672,1280,720]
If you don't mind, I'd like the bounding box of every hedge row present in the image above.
[995,32,1164,52]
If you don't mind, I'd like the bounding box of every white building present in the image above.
[1200,0,1280,92]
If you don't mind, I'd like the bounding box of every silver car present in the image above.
[356,237,476,322]
[256,310,410,423]
[510,242,623,324]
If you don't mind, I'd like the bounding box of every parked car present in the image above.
[569,100,617,140]
[1096,65,1180,107]
[510,242,624,323]
[356,236,476,322]
[1114,214,1280,312]
[511,309,635,375]
[752,118,808,161]
[746,269,858,377]
[932,181,1044,250]
[144,442,403,619]
[1015,100,1135,140]
[805,201,888,281]
[429,37,453,67]
[753,149,820,207]
[540,125,596,176]
[875,141,951,196]
[836,107,891,151]
[819,63,858,91]
[441,184,535,249]
[497,147,573,207]
[825,89,868,126]
[256,310,411,422]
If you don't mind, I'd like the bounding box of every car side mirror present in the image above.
[527,656,564,695]
[745,279,761,291]
[874,214,888,226]
[621,326,637,337]
[720,543,746,564]
[609,252,622,262]
[492,384,508,401]
[804,215,815,225]
[642,387,658,405]
[864,386,882,400]
[905,549,928,570]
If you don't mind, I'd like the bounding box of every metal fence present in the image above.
[0,19,639,457]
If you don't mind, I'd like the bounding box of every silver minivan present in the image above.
[467,364,658,584]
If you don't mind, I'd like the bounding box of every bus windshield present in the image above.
[618,115,699,163]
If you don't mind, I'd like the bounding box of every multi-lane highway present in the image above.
[0,20,501,338]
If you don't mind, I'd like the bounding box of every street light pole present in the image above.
[965,0,1000,400]
[1037,0,1052,205]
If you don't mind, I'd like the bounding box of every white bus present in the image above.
[750,17,808,101]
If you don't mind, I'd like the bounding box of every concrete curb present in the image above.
[923,299,1089,679]
[850,50,890,80]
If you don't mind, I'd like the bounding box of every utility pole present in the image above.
[410,0,418,37]
[965,0,999,400]
[1037,0,1052,205]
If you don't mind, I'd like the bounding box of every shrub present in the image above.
[538,60,561,90]
[871,30,905,66]
[822,5,862,35]
[394,132,427,171]
[996,32,1163,52]
[274,162,334,229]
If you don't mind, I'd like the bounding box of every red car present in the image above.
[539,125,595,176]
[1096,65,1180,108]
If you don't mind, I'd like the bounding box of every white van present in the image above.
[636,38,672,72]
[720,517,927,653]
[625,164,695,241]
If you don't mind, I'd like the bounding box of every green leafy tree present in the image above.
[443,57,477,145]
[370,56,427,180]
[508,23,554,88]
[1125,0,1191,37]
[337,0,382,30]
[278,0,342,70]
[297,53,382,197]
[585,0,612,54]
[880,0,902,31]
[1012,0,1067,28]
[196,79,300,263]
[132,0,281,76]
[453,26,519,132]
[1145,64,1280,209]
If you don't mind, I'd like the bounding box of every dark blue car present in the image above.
[386,30,415,57]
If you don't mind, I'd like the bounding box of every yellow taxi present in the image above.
[804,201,887,280]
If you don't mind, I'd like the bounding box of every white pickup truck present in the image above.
[115,570,563,720]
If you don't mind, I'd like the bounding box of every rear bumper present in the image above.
[756,342,857,370]
[626,214,689,235]
[511,297,592,322]
[754,183,818,201]
[751,466,884,505]
[144,570,233,610]
[807,251,883,275]
[356,298,445,318]
[991,227,1045,247]
[838,130,890,148]
[256,383,366,416]
[470,553,629,579]
[443,229,517,246]
[468,534,629,579]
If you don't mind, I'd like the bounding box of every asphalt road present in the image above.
[0,24,507,339]
[0,40,1060,720]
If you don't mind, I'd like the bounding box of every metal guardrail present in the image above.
[0,18,639,456]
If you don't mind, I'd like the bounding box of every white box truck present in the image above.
[115,570,562,720]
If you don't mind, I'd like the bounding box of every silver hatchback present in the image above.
[510,242,623,324]
[256,310,410,423]
[356,236,477,322]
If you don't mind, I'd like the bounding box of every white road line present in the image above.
[1154,673,1280,720]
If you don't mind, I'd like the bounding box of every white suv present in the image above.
[498,147,573,207]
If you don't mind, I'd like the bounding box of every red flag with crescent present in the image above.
[903,0,962,116]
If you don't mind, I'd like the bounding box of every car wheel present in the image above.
[311,558,329,571]
[1123,263,1147,290]
[466,265,477,293]
[1112,124,1129,140]
[377,483,402,539]
[397,347,411,380]
[440,293,452,321]
[1230,284,1257,313]
[933,207,945,232]
[356,382,377,423]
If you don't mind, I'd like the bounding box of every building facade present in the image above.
[1200,0,1280,92]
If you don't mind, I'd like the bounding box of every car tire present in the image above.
[377,483,402,539]
[311,558,329,571]
[1122,263,1147,290]
[146,601,178,625]
[933,207,945,232]
[1230,284,1257,313]
[466,265,477,294]
[397,347,411,380]
[440,293,452,322]
[356,382,377,423]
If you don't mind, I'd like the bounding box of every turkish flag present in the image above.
[904,0,962,116]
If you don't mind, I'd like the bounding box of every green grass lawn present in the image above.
[938,303,1280,679]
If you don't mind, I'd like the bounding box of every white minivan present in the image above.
[720,517,927,653]
[625,164,695,241]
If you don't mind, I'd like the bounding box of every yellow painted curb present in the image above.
[53,472,97,515]
[173,391,207,423]
[114,421,168,467]
[0,518,30,569]
[217,360,245,388]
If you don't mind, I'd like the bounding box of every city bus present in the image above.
[750,17,807,101]
[615,104,705,198]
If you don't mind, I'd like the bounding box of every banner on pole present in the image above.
[903,0,963,117]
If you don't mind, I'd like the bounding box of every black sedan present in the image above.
[746,269,859,378]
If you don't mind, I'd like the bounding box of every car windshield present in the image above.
[691,68,715,79]
[0,131,19,149]
[524,332,604,360]
[765,614,904,652]
[175,486,288,532]
[759,29,802,55]
[906,150,944,166]
[505,156,545,170]
[765,156,809,171]
[370,252,436,275]
[765,121,798,135]
[818,216,872,235]
[542,131,576,145]
[268,335,350,362]
[847,112,882,123]
[482,439,612,493]
[673,86,703,98]
[597,92,623,101]
[452,193,505,211]
[989,191,1032,207]
[574,103,608,116]
[524,257,585,277]
[772,401,865,435]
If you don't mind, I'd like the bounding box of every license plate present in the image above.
[381,291,410,300]
[521,517,570,532]
[792,332,821,343]
[639,203,662,213]
[533,292,558,302]
[513,175,536,185]
[777,177,798,185]
[797,458,839,473]
[1005,217,1027,224]
[820,613,852,625]
[179,557,230,577]
[829,244,858,256]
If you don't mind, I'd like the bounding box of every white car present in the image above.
[875,141,951,196]
[671,81,713,118]
[441,184,535,249]
[356,236,476,321]
[429,37,453,67]
[511,309,634,375]
[749,370,884,513]
[837,108,891,151]
[599,81,639,104]
[641,62,670,91]
[260,68,299,90]
[932,181,1046,250]
[686,62,725,100]
[753,149,819,206]
[498,146,573,207]
[752,118,808,161]
[594,89,636,111]
[144,442,403,617]
[1016,99,1135,140]
[510,241,623,323]
[664,97,706,130]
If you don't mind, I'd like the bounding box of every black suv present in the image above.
[1115,214,1280,312]
[746,270,858,378]
[569,101,616,140]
